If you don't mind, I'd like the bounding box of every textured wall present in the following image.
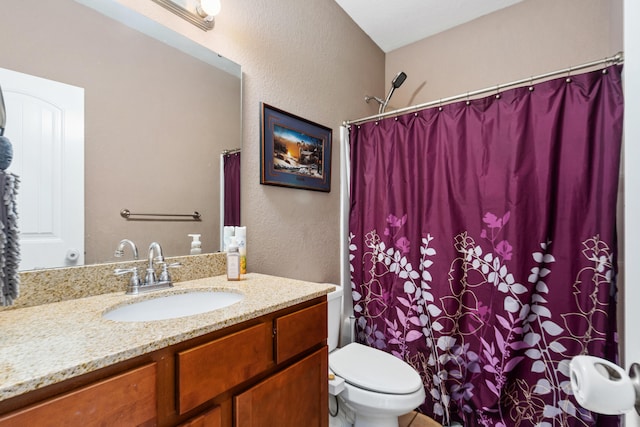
[385,0,623,108]
[117,0,385,284]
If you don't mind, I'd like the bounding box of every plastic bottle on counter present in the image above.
[188,234,202,255]
[235,226,247,274]
[226,237,241,281]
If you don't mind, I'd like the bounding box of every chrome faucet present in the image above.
[145,242,165,286]
[114,239,139,260]
[142,242,181,292]
[114,241,180,295]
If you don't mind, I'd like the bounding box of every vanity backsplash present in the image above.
[1,252,227,311]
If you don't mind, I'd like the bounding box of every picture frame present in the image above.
[260,103,332,192]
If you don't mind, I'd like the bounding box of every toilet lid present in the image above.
[329,343,423,394]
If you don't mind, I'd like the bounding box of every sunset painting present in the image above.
[272,124,324,178]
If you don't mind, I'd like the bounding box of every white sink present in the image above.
[102,291,244,322]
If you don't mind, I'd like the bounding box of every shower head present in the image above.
[392,71,407,89]
[380,71,407,114]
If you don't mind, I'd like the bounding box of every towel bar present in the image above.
[120,209,201,221]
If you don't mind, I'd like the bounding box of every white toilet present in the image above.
[327,286,426,427]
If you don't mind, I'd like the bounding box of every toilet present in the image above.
[327,286,426,427]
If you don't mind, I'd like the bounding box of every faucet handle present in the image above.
[114,266,138,276]
[114,267,141,294]
[159,262,182,283]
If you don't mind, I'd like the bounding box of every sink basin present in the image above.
[102,291,244,322]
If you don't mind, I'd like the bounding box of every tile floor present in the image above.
[398,411,443,427]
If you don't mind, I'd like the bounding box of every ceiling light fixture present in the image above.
[151,0,220,31]
[197,0,221,22]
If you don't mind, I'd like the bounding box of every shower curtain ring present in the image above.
[495,84,501,99]
[529,77,535,92]
[438,99,443,111]
[566,66,572,83]
[466,92,470,105]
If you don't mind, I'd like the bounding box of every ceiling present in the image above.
[334,0,525,53]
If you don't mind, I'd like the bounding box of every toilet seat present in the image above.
[329,343,423,394]
[339,379,426,416]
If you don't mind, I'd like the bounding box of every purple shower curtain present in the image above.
[348,66,623,427]
[224,152,241,226]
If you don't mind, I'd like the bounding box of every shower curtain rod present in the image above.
[222,148,241,155]
[344,51,624,126]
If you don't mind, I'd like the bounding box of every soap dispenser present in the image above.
[188,234,202,255]
[226,237,241,281]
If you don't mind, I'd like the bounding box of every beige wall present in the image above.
[385,0,623,109]
[116,0,385,284]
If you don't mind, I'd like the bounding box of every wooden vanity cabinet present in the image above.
[177,298,328,427]
[0,297,328,427]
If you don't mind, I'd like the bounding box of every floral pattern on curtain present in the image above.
[348,66,623,427]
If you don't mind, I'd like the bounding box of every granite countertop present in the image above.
[0,273,334,401]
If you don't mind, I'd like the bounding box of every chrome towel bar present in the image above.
[120,209,201,221]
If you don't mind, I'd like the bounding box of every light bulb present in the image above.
[198,0,221,18]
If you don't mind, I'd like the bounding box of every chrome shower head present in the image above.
[392,71,407,89]
[380,71,408,114]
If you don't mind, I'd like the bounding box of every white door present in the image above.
[0,67,84,270]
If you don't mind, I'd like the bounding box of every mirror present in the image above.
[0,0,241,270]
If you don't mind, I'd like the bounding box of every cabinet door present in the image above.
[274,301,327,364]
[0,363,156,427]
[234,347,328,427]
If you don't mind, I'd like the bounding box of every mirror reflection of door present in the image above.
[0,67,84,270]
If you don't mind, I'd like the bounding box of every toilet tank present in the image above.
[327,285,343,352]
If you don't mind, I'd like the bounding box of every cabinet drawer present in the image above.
[234,347,328,427]
[0,363,156,427]
[177,322,273,414]
[274,301,327,364]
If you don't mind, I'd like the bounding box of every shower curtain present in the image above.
[223,151,241,226]
[348,65,623,427]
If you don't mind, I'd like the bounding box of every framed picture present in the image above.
[260,103,332,192]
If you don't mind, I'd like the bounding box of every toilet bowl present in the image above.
[327,286,426,427]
